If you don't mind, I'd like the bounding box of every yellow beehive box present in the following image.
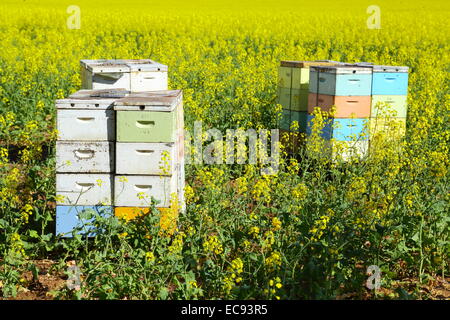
[115,205,179,235]
[369,117,407,140]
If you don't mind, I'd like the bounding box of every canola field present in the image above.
[0,0,449,299]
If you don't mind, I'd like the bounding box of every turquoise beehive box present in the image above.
[306,115,369,141]
[309,66,372,96]
[371,65,409,95]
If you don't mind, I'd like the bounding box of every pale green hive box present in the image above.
[114,90,182,143]
[371,95,408,118]
[278,60,342,90]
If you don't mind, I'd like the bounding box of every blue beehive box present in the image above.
[306,115,369,141]
[56,205,113,237]
[371,65,409,95]
[309,66,372,96]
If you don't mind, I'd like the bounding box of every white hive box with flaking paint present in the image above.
[56,89,129,141]
[56,141,114,173]
[80,59,168,92]
[56,173,113,206]
[115,142,176,175]
[114,173,178,207]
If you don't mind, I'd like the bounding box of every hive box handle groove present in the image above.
[135,150,155,154]
[134,185,152,191]
[136,120,156,128]
[77,117,95,122]
[74,150,95,159]
[76,182,95,189]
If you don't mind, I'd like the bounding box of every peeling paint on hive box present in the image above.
[56,141,114,173]
[80,59,168,92]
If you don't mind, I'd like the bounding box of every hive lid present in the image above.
[113,90,182,112]
[371,65,409,73]
[80,59,168,73]
[280,60,343,68]
[310,65,373,74]
[354,62,374,66]
[56,89,129,109]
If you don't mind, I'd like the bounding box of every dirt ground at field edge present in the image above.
[1,259,449,300]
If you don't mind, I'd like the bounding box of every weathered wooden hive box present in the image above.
[80,59,168,92]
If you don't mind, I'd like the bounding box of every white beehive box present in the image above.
[56,89,128,141]
[114,174,178,207]
[115,142,176,175]
[56,173,113,205]
[56,141,114,173]
[80,59,168,92]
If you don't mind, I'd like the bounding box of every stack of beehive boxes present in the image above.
[55,89,120,236]
[55,59,185,237]
[277,60,342,152]
[367,65,409,141]
[277,60,342,135]
[113,90,185,227]
[277,60,409,160]
[306,65,373,158]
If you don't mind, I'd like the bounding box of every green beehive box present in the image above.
[278,66,293,88]
[116,110,176,142]
[114,90,182,143]
[278,88,308,111]
[279,60,341,89]
[278,65,308,90]
[290,89,309,112]
[278,87,291,109]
